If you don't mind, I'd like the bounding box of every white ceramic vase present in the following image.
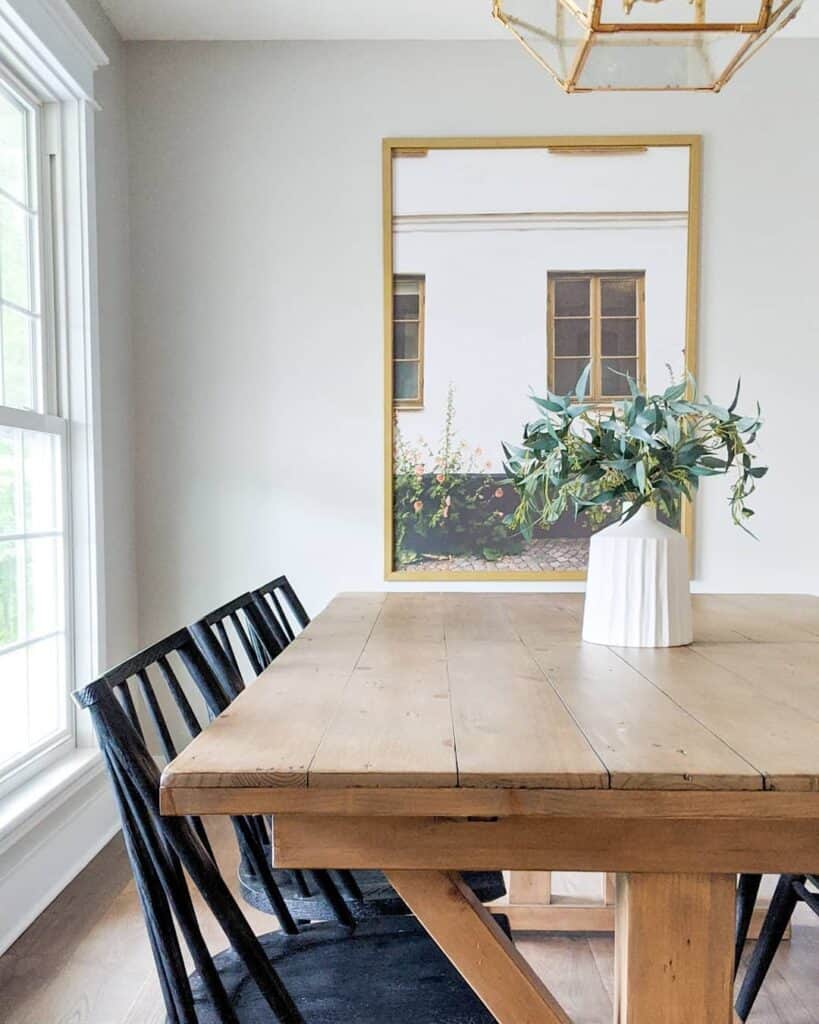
[582,504,693,648]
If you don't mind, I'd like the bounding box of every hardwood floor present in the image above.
[0,818,816,1024]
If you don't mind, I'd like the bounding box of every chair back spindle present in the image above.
[252,576,310,654]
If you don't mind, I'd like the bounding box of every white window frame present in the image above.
[0,0,107,799]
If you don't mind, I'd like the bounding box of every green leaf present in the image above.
[574,362,592,401]
[662,380,687,402]
[727,378,741,413]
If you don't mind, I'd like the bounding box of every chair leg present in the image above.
[233,816,299,934]
[735,875,800,1021]
[309,870,356,929]
[334,868,364,902]
[735,873,762,976]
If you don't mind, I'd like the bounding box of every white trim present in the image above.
[394,210,690,233]
[0,0,105,773]
[0,747,104,852]
[0,403,66,432]
[0,0,107,102]
[0,752,118,954]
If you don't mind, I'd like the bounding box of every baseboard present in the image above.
[0,765,120,955]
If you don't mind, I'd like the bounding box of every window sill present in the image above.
[0,748,105,856]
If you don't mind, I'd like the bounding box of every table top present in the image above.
[160,593,819,811]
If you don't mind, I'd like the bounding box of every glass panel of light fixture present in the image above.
[499,0,585,82]
[724,0,809,83]
[597,0,764,27]
[577,31,745,89]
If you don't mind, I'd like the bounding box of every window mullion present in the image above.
[591,276,602,400]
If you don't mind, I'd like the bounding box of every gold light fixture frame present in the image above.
[492,0,805,92]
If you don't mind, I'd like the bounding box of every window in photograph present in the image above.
[392,275,425,409]
[548,272,645,401]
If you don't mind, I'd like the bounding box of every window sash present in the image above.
[0,408,71,787]
[548,272,645,402]
[0,61,74,790]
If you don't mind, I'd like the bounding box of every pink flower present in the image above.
[475,447,483,456]
[436,473,445,483]
[494,487,504,499]
[413,500,423,512]
[484,460,492,470]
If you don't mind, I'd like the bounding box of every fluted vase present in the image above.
[582,504,693,648]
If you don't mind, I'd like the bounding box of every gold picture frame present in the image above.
[383,135,702,582]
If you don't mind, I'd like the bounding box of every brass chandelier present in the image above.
[492,0,807,92]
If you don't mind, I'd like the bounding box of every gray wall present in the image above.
[124,40,819,643]
[69,0,138,666]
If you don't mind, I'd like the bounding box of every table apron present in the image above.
[271,813,819,873]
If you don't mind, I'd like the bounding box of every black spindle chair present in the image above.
[188,592,285,699]
[735,872,819,1020]
[95,627,355,931]
[191,581,507,922]
[73,678,503,1024]
[252,575,310,651]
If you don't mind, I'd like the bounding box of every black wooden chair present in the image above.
[191,584,507,921]
[90,626,357,930]
[73,677,502,1024]
[188,592,284,697]
[735,872,819,1020]
[252,575,310,650]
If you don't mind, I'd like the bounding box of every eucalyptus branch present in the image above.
[503,366,767,539]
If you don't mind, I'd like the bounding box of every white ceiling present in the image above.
[98,0,819,41]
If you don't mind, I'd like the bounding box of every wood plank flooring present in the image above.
[1,819,817,1024]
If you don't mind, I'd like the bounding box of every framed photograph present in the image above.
[383,135,701,581]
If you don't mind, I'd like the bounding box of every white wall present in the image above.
[124,40,819,641]
[395,221,687,467]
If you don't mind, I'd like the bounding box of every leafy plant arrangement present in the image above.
[503,366,767,539]
[394,384,522,565]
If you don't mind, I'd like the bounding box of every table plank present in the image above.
[308,595,457,787]
[616,645,819,792]
[527,643,762,790]
[437,594,605,789]
[160,593,385,790]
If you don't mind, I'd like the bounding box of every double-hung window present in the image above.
[0,70,71,786]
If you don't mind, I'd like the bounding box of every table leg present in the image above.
[386,869,572,1024]
[614,873,735,1023]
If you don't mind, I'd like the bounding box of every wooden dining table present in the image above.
[160,592,819,1024]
